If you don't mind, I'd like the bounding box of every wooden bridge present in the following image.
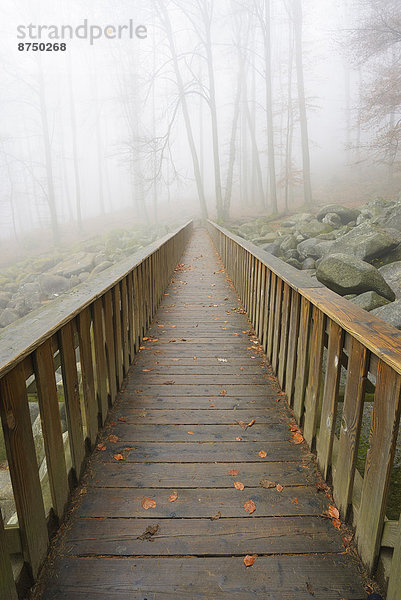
[1,222,401,599]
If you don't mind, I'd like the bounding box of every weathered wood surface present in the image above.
[35,228,365,600]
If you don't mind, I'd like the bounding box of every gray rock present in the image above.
[91,261,114,276]
[0,308,19,327]
[52,252,96,278]
[19,282,41,309]
[284,249,299,260]
[297,238,334,260]
[298,219,333,239]
[351,291,391,312]
[317,204,361,224]
[29,402,40,424]
[371,299,401,330]
[378,261,401,298]
[316,253,396,300]
[322,212,342,229]
[94,252,108,266]
[375,200,401,231]
[329,223,398,262]
[373,243,401,267]
[286,258,302,270]
[78,271,90,283]
[302,258,316,270]
[252,234,277,245]
[279,235,298,252]
[0,293,10,309]
[39,273,70,297]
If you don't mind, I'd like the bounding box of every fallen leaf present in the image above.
[169,492,178,502]
[220,389,227,396]
[292,432,304,444]
[328,505,340,520]
[108,435,119,443]
[113,454,124,461]
[244,500,256,514]
[137,524,159,541]
[187,431,194,435]
[210,403,215,407]
[142,368,153,372]
[276,484,284,492]
[234,481,245,491]
[342,533,353,548]
[332,518,341,529]
[118,416,127,422]
[236,420,248,430]
[143,337,150,341]
[163,380,175,385]
[260,479,276,489]
[97,443,107,451]
[291,497,299,505]
[210,511,221,520]
[289,423,298,432]
[247,419,255,428]
[258,450,267,458]
[142,498,157,510]
[228,469,240,476]
[244,554,257,567]
[236,436,243,441]
[193,356,197,360]
[306,581,315,596]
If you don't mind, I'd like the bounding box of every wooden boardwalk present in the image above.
[35,229,366,599]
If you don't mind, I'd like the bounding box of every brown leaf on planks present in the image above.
[236,419,256,431]
[108,435,119,443]
[228,469,240,476]
[332,518,342,530]
[260,479,276,489]
[220,389,228,396]
[137,524,159,541]
[276,484,284,492]
[244,554,257,567]
[328,505,340,520]
[292,432,304,445]
[113,454,124,461]
[236,436,243,441]
[142,498,157,510]
[118,416,127,422]
[187,431,194,435]
[142,368,153,372]
[210,511,221,521]
[234,481,245,491]
[243,500,256,514]
[258,450,267,458]
[163,380,175,385]
[291,497,299,505]
[169,493,178,502]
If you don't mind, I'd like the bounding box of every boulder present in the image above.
[252,234,277,245]
[371,299,401,330]
[316,253,396,300]
[90,261,114,276]
[378,261,401,298]
[0,292,10,309]
[374,200,401,231]
[298,219,333,238]
[39,273,70,297]
[297,238,334,261]
[19,282,41,309]
[0,308,19,328]
[322,212,342,229]
[52,252,96,278]
[317,204,361,224]
[286,258,302,270]
[279,235,298,253]
[351,291,391,312]
[302,258,316,270]
[328,223,398,262]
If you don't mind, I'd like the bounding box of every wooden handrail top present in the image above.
[209,221,401,375]
[0,221,192,380]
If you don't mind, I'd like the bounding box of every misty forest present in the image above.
[1,2,401,599]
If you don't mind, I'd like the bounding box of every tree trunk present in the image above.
[223,71,242,220]
[264,0,278,213]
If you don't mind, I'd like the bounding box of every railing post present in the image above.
[0,512,17,599]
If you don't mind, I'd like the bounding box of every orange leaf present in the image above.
[220,389,227,396]
[234,481,245,491]
[142,498,156,510]
[113,454,124,461]
[108,435,119,443]
[258,450,267,458]
[210,403,215,407]
[236,436,243,441]
[97,443,107,451]
[142,368,153,372]
[291,497,299,504]
[187,431,194,435]
[244,554,257,567]
[143,337,150,341]
[276,484,284,492]
[289,423,298,432]
[228,469,240,476]
[193,356,197,360]
[328,505,340,520]
[244,500,256,514]
[118,416,127,422]
[292,432,304,445]
[332,518,341,529]
[169,493,178,502]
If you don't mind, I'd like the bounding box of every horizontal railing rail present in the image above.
[208,220,401,598]
[0,220,193,598]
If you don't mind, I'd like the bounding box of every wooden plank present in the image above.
[293,297,312,422]
[284,291,300,404]
[356,361,401,572]
[266,273,276,361]
[92,298,108,424]
[0,512,18,600]
[89,461,315,488]
[96,441,303,463]
[316,320,344,479]
[0,363,48,578]
[103,290,118,405]
[256,263,266,339]
[333,338,368,518]
[303,307,325,447]
[121,277,130,375]
[77,307,98,445]
[76,486,326,518]
[38,555,366,600]
[127,271,135,361]
[113,284,124,387]
[125,384,282,396]
[102,423,290,442]
[271,277,283,373]
[34,340,69,519]
[133,267,141,350]
[59,322,85,479]
[63,516,343,556]
[387,517,401,600]
[278,284,291,388]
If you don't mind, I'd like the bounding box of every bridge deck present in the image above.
[34,229,366,599]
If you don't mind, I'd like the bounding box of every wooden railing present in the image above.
[208,220,401,598]
[0,221,193,599]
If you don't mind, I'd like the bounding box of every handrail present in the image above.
[207,220,401,596]
[0,220,193,598]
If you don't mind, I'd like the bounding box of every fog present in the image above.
[0,0,399,248]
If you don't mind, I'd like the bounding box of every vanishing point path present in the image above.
[35,228,366,599]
